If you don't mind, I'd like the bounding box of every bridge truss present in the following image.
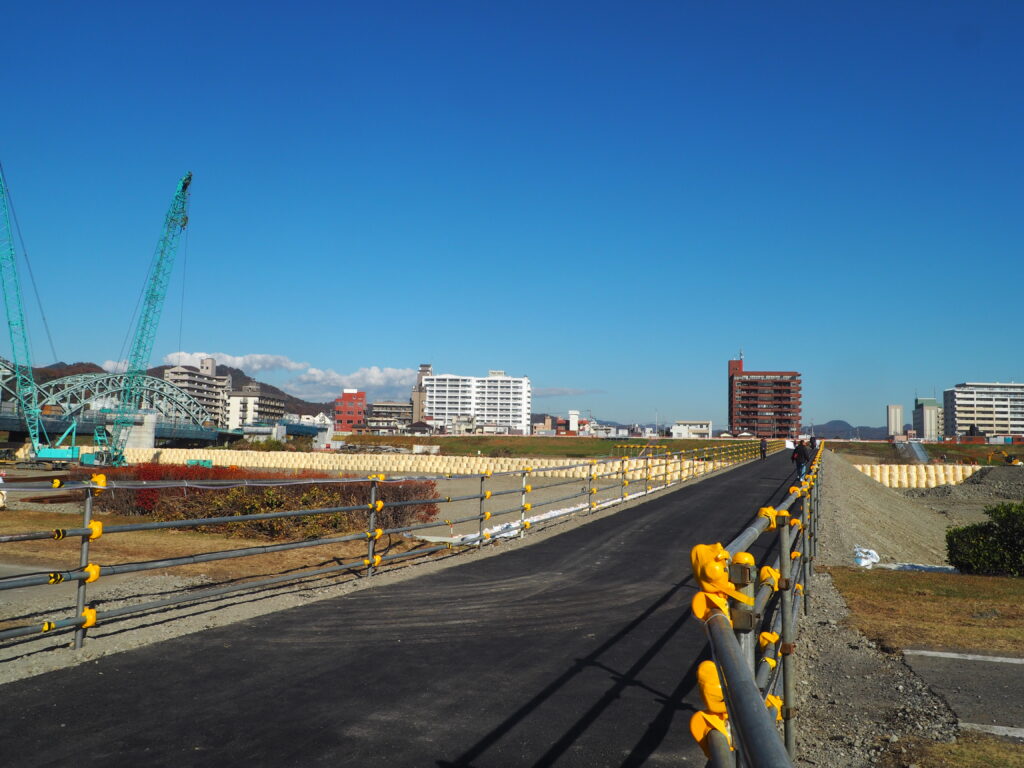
[0,357,213,427]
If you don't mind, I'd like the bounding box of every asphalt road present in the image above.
[904,651,1024,735]
[1,454,797,767]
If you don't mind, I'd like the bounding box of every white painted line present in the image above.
[959,722,1024,740]
[904,649,1024,665]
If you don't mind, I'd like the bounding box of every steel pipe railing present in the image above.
[689,442,823,767]
[1,441,770,650]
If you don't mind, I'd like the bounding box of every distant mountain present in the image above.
[33,361,104,383]
[804,420,890,440]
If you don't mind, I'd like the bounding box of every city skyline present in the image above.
[2,3,1021,428]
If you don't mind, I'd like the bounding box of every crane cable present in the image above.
[0,161,59,365]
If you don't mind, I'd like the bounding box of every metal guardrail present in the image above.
[689,444,823,767]
[0,441,782,652]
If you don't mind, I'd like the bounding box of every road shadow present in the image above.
[436,574,698,767]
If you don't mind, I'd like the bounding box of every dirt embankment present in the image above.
[817,451,953,566]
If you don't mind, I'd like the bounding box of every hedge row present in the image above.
[946,502,1024,577]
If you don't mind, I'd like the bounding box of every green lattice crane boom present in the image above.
[0,166,79,461]
[95,172,192,466]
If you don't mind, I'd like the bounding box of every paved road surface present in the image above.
[1,454,797,767]
[904,650,1024,739]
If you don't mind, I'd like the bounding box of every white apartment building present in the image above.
[227,383,286,430]
[423,370,531,434]
[944,382,1024,437]
[670,420,713,439]
[886,404,904,437]
[164,357,232,426]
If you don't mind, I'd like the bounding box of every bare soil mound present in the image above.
[818,452,950,566]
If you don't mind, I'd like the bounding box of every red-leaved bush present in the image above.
[69,464,439,541]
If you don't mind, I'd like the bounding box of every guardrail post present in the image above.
[73,488,94,650]
[477,473,487,547]
[588,460,596,511]
[519,470,527,538]
[777,508,798,756]
[620,456,627,502]
[367,477,379,575]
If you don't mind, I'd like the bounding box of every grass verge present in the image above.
[831,567,1024,764]
[339,434,743,458]
[880,731,1024,767]
[828,566,1024,655]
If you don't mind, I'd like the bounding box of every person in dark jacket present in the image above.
[759,437,768,460]
[791,440,811,480]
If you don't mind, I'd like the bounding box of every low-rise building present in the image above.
[670,420,713,439]
[366,400,413,434]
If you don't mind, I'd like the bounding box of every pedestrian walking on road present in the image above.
[810,436,818,451]
[791,439,811,480]
[759,437,768,460]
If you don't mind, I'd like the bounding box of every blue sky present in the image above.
[1,1,1021,427]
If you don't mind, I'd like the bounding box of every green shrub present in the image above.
[946,502,1024,576]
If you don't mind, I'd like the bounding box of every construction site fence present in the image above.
[689,444,824,768]
[0,440,785,652]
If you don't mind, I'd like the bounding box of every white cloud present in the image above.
[101,359,128,373]
[286,366,418,402]
[534,387,605,398]
[163,351,310,373]
[162,352,416,403]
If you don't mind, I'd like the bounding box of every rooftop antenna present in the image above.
[738,347,744,361]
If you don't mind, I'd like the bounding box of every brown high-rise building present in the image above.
[728,358,802,438]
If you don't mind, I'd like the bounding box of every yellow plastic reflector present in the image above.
[84,563,101,583]
[758,630,779,649]
[689,711,731,758]
[696,660,727,714]
[81,607,97,629]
